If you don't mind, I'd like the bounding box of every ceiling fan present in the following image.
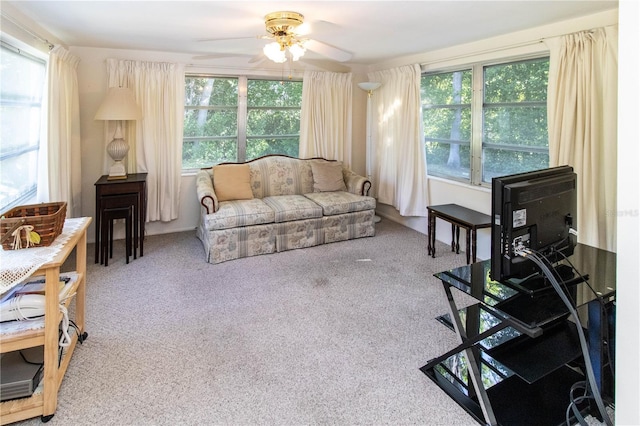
[194,11,353,70]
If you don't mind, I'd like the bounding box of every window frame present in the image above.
[421,53,550,187]
[182,74,303,171]
[0,39,47,212]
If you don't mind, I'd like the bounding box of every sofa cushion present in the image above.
[213,164,253,202]
[249,156,314,198]
[310,161,347,192]
[204,199,275,231]
[304,192,376,216]
[262,195,323,223]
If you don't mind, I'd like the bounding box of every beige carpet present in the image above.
[11,218,606,425]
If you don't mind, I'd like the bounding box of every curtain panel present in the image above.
[299,71,353,165]
[37,45,82,218]
[105,58,185,222]
[546,26,618,251]
[368,64,428,217]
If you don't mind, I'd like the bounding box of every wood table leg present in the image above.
[450,223,456,252]
[428,211,436,258]
[471,228,478,263]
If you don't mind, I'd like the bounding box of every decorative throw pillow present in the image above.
[212,164,253,202]
[310,161,347,192]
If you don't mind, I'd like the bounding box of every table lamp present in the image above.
[94,87,142,180]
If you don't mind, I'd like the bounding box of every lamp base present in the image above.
[108,161,127,180]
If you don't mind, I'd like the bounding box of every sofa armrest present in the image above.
[196,169,219,214]
[343,169,372,196]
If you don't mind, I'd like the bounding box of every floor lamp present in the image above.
[358,81,382,222]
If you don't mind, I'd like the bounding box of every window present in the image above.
[0,42,46,212]
[183,76,302,169]
[422,57,549,185]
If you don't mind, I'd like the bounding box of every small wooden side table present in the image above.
[427,203,491,264]
[94,173,147,264]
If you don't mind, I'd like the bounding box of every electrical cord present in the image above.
[19,350,43,366]
[552,250,616,380]
[58,304,72,348]
[517,249,613,426]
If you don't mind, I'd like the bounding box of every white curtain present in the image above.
[546,26,618,251]
[105,59,185,222]
[368,64,428,217]
[299,71,352,165]
[37,46,82,218]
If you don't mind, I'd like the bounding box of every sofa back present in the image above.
[246,155,333,199]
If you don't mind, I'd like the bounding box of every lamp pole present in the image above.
[358,82,382,221]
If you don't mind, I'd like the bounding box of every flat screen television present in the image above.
[490,165,578,284]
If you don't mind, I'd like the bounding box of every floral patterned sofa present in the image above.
[195,155,376,264]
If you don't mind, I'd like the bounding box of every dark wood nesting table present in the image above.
[427,203,492,264]
[94,173,147,264]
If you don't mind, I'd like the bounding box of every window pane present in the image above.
[422,70,472,181]
[183,77,238,168]
[425,141,471,180]
[184,109,237,138]
[1,105,41,151]
[482,57,549,183]
[247,109,300,136]
[246,79,301,159]
[247,137,299,160]
[421,71,472,105]
[483,105,547,146]
[483,148,549,182]
[0,45,45,212]
[424,108,471,141]
[185,77,237,106]
[182,139,238,169]
[484,58,549,103]
[248,80,302,107]
[0,150,38,210]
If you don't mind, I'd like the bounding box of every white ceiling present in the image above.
[4,1,618,66]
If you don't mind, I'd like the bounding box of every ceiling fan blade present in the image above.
[304,39,352,62]
[248,53,266,63]
[192,53,254,61]
[198,35,272,43]
[294,19,341,36]
[197,36,255,43]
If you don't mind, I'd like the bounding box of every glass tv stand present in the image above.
[421,244,616,426]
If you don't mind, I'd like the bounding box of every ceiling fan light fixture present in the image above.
[264,11,304,35]
[263,41,287,63]
[262,11,309,64]
[288,42,306,61]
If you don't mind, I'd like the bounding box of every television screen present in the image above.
[490,166,577,283]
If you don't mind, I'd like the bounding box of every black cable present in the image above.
[527,247,578,306]
[18,350,43,366]
[553,250,616,380]
[519,250,613,426]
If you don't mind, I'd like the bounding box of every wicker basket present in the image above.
[0,202,67,250]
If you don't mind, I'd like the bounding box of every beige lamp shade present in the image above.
[94,87,142,120]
